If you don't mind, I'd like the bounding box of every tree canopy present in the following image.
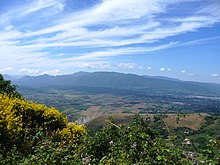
[0,74,21,97]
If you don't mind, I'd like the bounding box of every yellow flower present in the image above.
[0,93,82,144]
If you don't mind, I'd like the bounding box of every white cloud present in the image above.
[117,63,143,70]
[18,68,61,76]
[211,74,219,77]
[181,70,186,73]
[5,25,14,31]
[179,36,220,47]
[159,67,171,71]
[0,67,13,73]
[171,16,218,23]
[79,63,112,69]
[138,66,143,69]
[197,2,220,18]
[147,66,151,70]
[2,0,217,48]
[117,63,136,69]
[0,30,23,41]
[58,53,64,56]
[12,0,163,38]
[0,43,54,70]
[57,42,176,63]
[18,68,41,75]
[21,0,65,16]
[160,68,165,71]
[44,69,60,75]
[0,0,220,76]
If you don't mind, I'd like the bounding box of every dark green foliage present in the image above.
[1,114,220,164]
[73,115,190,164]
[0,132,78,165]
[0,74,21,97]
[0,115,187,164]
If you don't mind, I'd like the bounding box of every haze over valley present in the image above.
[4,71,220,124]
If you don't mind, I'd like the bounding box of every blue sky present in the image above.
[0,0,220,83]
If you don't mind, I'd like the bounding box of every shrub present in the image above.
[56,123,87,145]
[73,115,190,164]
[0,94,86,154]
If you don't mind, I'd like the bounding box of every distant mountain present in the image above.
[3,74,14,81]
[150,76,182,82]
[11,72,220,96]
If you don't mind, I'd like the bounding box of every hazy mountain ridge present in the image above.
[5,72,220,96]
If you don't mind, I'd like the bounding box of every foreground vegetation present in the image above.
[1,93,220,164]
[1,74,220,164]
[0,93,188,164]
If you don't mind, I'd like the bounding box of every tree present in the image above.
[0,74,21,97]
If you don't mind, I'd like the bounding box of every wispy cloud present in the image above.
[21,0,65,17]
[188,73,194,76]
[179,36,220,46]
[49,42,176,64]
[0,0,220,78]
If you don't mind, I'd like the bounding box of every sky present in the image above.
[0,0,220,83]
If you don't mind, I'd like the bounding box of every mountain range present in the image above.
[5,72,220,96]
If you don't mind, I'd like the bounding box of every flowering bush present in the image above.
[0,94,86,153]
[56,123,87,145]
